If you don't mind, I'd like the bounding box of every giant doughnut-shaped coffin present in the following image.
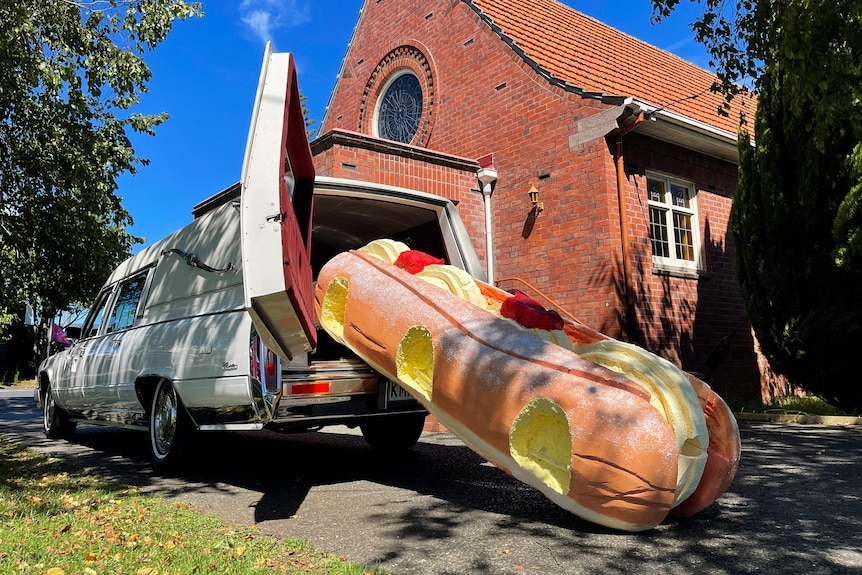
[315,249,716,531]
[475,281,741,519]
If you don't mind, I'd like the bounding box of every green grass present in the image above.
[762,395,847,416]
[0,437,390,575]
[727,393,847,416]
[1,378,37,389]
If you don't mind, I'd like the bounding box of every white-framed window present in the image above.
[646,173,702,273]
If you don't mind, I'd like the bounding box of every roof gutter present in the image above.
[629,99,742,164]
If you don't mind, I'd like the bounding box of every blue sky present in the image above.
[120,0,710,251]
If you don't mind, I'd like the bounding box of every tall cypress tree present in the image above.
[733,65,862,412]
[653,0,862,412]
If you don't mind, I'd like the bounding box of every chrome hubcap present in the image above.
[153,385,177,456]
[44,393,55,430]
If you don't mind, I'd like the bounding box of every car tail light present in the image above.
[250,331,281,394]
[290,382,331,395]
[266,349,277,378]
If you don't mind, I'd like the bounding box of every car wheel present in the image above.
[360,413,426,453]
[149,379,192,471]
[43,383,76,439]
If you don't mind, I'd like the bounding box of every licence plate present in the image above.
[386,380,413,402]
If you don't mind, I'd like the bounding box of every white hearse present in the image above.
[35,46,485,469]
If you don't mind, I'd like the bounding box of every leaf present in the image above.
[0,0,202,349]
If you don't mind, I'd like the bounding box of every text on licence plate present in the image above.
[386,381,413,402]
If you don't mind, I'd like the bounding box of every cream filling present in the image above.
[356,239,409,264]
[575,340,709,507]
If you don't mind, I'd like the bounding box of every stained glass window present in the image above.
[376,71,423,144]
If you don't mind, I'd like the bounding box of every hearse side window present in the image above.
[105,271,149,333]
[83,289,113,339]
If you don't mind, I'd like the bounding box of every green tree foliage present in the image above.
[652,0,862,410]
[300,92,317,139]
[735,73,862,411]
[0,0,202,351]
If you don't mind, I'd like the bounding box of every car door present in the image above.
[86,269,151,412]
[60,286,114,410]
[240,42,317,362]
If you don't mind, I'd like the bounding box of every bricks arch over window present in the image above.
[359,45,435,147]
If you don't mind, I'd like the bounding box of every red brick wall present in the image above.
[312,130,486,262]
[323,0,633,330]
[317,0,765,399]
[621,134,764,395]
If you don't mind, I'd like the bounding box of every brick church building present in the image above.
[310,0,774,401]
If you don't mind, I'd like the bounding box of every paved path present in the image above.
[2,388,861,574]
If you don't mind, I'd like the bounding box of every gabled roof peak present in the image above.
[468,0,750,135]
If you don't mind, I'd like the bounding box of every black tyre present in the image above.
[43,383,76,439]
[148,379,192,471]
[360,413,426,453]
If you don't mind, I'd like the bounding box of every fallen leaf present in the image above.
[135,568,158,575]
[45,568,66,575]
[85,552,97,562]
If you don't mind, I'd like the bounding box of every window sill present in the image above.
[651,261,708,280]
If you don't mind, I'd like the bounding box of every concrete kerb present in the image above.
[733,411,862,426]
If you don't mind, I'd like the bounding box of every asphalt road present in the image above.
[2,387,861,574]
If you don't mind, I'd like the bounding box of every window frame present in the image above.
[81,288,115,340]
[646,172,703,274]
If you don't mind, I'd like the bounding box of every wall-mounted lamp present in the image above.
[528,185,544,212]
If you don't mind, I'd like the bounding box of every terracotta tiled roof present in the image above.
[470,0,750,135]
